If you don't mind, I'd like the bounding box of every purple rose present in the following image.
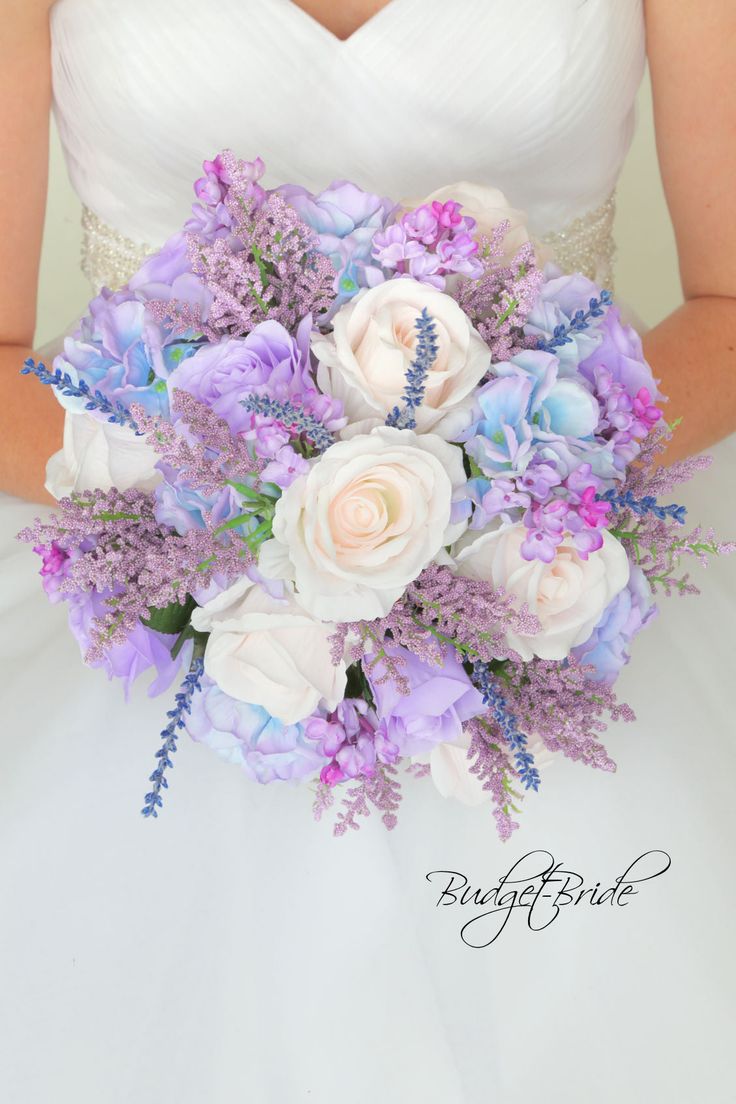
[367,645,485,757]
[166,315,314,433]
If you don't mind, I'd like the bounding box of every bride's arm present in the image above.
[0,0,62,505]
[642,0,736,462]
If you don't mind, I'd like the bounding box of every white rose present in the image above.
[45,410,161,499]
[259,426,468,622]
[190,575,347,725]
[455,524,630,661]
[313,278,490,439]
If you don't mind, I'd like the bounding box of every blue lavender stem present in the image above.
[241,394,335,453]
[385,308,439,430]
[21,358,141,433]
[536,291,613,353]
[597,487,687,525]
[472,661,540,791]
[140,657,204,818]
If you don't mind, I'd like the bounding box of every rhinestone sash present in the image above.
[80,192,617,294]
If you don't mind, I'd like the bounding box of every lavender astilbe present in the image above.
[456,225,543,363]
[331,762,403,835]
[150,190,336,341]
[339,565,540,681]
[502,657,635,771]
[132,390,266,495]
[463,717,521,841]
[18,488,251,663]
[141,657,204,818]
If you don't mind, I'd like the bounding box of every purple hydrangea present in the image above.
[571,564,658,684]
[184,678,325,783]
[54,286,199,418]
[279,180,395,308]
[577,306,664,469]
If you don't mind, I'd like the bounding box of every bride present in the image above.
[1,2,734,1101]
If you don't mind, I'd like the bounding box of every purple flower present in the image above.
[304,698,393,785]
[279,180,395,306]
[572,564,658,684]
[55,286,197,418]
[184,678,325,783]
[153,463,246,535]
[67,588,188,699]
[372,200,483,290]
[185,153,267,241]
[367,645,485,757]
[166,315,315,433]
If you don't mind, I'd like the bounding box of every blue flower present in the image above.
[184,679,326,783]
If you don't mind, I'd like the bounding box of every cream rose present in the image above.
[258,426,468,622]
[190,576,347,725]
[45,410,161,500]
[312,278,491,438]
[455,524,630,661]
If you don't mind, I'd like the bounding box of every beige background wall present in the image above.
[35,70,681,347]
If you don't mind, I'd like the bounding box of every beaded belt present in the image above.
[80,192,617,294]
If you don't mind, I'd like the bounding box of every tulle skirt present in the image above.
[1,433,734,1104]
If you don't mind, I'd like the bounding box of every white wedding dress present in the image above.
[1,2,735,1102]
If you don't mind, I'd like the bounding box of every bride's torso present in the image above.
[49,0,646,288]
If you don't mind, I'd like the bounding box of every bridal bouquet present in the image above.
[20,151,733,839]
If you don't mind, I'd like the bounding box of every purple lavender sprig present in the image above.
[598,487,687,525]
[385,309,439,430]
[536,290,613,353]
[472,661,540,791]
[241,394,336,454]
[141,657,204,818]
[21,358,140,433]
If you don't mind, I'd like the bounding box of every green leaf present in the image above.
[142,594,196,635]
[171,623,209,661]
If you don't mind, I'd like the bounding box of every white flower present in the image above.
[45,410,161,500]
[259,426,468,622]
[190,575,347,726]
[404,181,536,265]
[312,278,490,439]
[454,524,630,661]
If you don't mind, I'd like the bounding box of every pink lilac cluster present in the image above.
[19,149,733,842]
[371,199,484,289]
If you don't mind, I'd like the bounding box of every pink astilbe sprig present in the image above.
[456,225,543,363]
[149,190,336,341]
[335,565,540,686]
[19,488,251,663]
[130,390,266,495]
[331,762,403,835]
[501,657,635,770]
[463,716,522,841]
